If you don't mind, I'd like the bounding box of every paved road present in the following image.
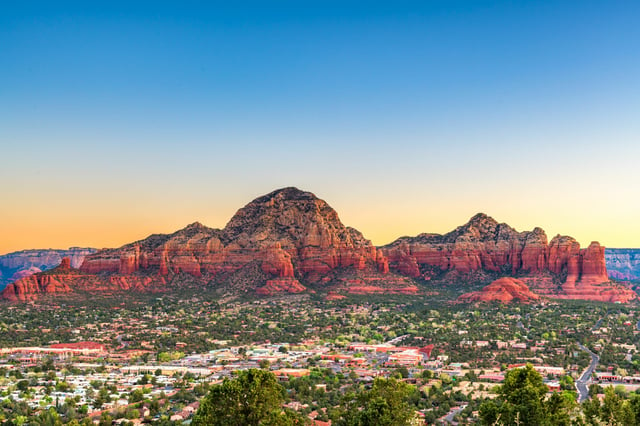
[386,334,410,345]
[573,316,605,402]
[592,318,604,331]
[516,313,531,332]
[576,342,600,403]
[443,405,467,423]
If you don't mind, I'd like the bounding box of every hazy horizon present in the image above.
[0,185,634,254]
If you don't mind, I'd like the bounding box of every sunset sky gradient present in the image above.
[2,1,639,254]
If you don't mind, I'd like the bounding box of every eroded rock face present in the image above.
[458,277,540,303]
[380,213,630,301]
[382,214,552,277]
[552,282,636,303]
[72,187,398,298]
[2,258,75,302]
[2,188,632,303]
[1,257,169,301]
[222,187,384,277]
[256,278,306,296]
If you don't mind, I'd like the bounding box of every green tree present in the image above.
[582,386,635,425]
[259,359,271,370]
[336,377,419,425]
[34,407,64,426]
[193,369,304,426]
[395,367,410,379]
[129,388,145,403]
[98,412,112,426]
[479,364,573,426]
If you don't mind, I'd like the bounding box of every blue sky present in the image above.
[1,1,639,252]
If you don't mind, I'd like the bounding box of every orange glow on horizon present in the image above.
[2,189,639,255]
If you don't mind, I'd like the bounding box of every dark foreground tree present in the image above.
[479,364,575,426]
[335,377,419,425]
[582,386,637,425]
[193,369,306,426]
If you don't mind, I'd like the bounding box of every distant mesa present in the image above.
[0,247,97,290]
[606,249,640,282]
[1,187,636,304]
[1,258,76,302]
[11,267,42,282]
[458,277,540,304]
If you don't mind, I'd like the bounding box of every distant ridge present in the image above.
[1,188,635,303]
[606,248,640,281]
[0,248,96,290]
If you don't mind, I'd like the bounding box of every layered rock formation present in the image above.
[1,188,634,303]
[458,277,540,303]
[381,213,634,302]
[551,280,636,303]
[382,214,551,279]
[0,247,96,290]
[2,257,169,302]
[3,258,76,302]
[3,188,405,301]
[79,188,388,283]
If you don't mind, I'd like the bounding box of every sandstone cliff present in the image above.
[1,188,634,303]
[80,187,388,283]
[382,214,551,278]
[3,258,78,302]
[2,257,169,302]
[5,188,405,300]
[381,213,634,303]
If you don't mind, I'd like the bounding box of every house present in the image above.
[386,350,423,367]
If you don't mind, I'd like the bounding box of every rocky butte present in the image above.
[2,188,414,302]
[1,187,635,303]
[381,213,635,303]
[458,277,540,304]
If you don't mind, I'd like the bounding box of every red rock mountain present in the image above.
[2,257,167,302]
[1,188,634,302]
[381,213,634,302]
[3,188,413,301]
[458,277,540,303]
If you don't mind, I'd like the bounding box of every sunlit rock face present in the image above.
[1,188,634,303]
[3,188,406,301]
[381,213,635,302]
[458,277,540,303]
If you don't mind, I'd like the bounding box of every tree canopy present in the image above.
[335,377,420,426]
[192,369,305,426]
[479,364,575,426]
